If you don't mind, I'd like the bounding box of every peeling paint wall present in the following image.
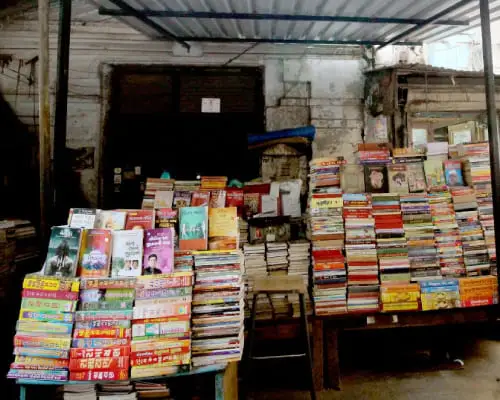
[0,10,365,205]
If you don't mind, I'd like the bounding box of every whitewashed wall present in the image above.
[0,10,365,206]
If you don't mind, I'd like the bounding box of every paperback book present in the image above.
[111,230,144,277]
[43,227,83,277]
[179,207,208,251]
[78,229,112,278]
[143,228,175,275]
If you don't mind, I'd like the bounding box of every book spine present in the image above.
[13,347,69,359]
[69,356,129,371]
[73,328,131,339]
[133,303,191,319]
[130,353,190,367]
[131,339,191,353]
[70,346,130,359]
[14,335,71,349]
[135,276,193,290]
[130,346,191,360]
[130,365,187,379]
[135,296,192,306]
[380,292,420,303]
[23,277,79,292]
[80,278,136,290]
[135,287,192,299]
[7,369,68,380]
[19,310,74,323]
[462,297,498,307]
[132,320,190,338]
[21,298,76,313]
[16,321,73,335]
[420,286,460,293]
[75,320,131,329]
[22,289,79,301]
[69,368,129,381]
[75,310,133,321]
[71,338,130,348]
[132,315,191,325]
[12,356,69,369]
[79,301,134,311]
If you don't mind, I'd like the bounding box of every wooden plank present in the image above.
[324,323,340,390]
[312,318,324,392]
[223,362,238,400]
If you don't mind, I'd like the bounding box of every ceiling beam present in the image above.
[172,37,422,46]
[98,9,469,26]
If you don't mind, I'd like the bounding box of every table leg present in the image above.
[223,362,238,400]
[19,385,26,400]
[312,319,324,391]
[215,370,224,400]
[325,324,341,390]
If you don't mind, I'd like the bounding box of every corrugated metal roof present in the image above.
[86,0,500,44]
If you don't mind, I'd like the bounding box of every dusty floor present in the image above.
[248,324,500,400]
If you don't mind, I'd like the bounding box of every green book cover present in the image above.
[179,206,208,250]
[43,226,83,277]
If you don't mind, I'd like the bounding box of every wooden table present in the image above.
[17,362,238,400]
[311,306,497,391]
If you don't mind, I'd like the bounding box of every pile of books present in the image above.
[428,191,465,277]
[309,158,343,189]
[135,382,171,399]
[347,285,380,313]
[309,191,344,241]
[459,276,498,307]
[358,143,391,164]
[191,251,244,366]
[400,194,440,282]
[420,279,461,311]
[242,244,267,318]
[201,176,228,190]
[239,218,249,247]
[380,283,420,312]
[312,242,347,315]
[142,178,175,209]
[174,251,194,272]
[343,194,378,286]
[70,278,134,381]
[452,188,490,276]
[266,242,288,276]
[131,273,193,378]
[98,382,136,399]
[59,384,97,400]
[11,219,39,264]
[8,274,79,381]
[372,194,409,283]
[288,241,312,316]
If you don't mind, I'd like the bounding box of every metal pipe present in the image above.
[54,0,72,223]
[98,8,468,26]
[378,0,475,50]
[38,0,51,239]
[105,0,190,50]
[173,37,422,46]
[479,0,500,297]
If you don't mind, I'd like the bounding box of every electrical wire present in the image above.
[222,42,260,66]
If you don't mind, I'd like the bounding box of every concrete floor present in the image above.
[248,326,500,400]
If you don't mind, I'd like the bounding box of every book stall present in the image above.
[7,200,244,400]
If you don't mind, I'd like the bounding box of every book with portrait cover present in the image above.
[97,210,127,230]
[78,229,112,278]
[364,165,388,193]
[111,230,144,277]
[173,191,192,209]
[179,206,208,251]
[125,210,155,230]
[208,207,238,250]
[143,228,174,275]
[388,164,409,194]
[444,160,464,187]
[406,162,426,193]
[43,226,83,277]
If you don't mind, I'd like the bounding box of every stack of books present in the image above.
[347,285,380,313]
[428,191,465,277]
[358,143,391,164]
[8,275,79,381]
[266,242,288,276]
[98,382,136,399]
[191,251,244,367]
[174,181,201,192]
[70,278,135,381]
[343,194,378,286]
[242,244,267,318]
[59,384,97,400]
[142,178,175,209]
[420,279,461,311]
[452,188,490,276]
[309,192,344,241]
[372,194,409,283]
[131,273,193,378]
[287,241,312,316]
[173,251,194,272]
[459,276,498,307]
[400,194,440,282]
[200,176,228,190]
[239,218,249,248]
[135,382,171,399]
[309,158,343,189]
[312,243,347,315]
[380,283,420,312]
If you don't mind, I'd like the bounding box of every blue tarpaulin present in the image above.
[248,126,315,145]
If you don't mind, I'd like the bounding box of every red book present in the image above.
[191,192,210,207]
[70,346,130,359]
[69,357,129,371]
[22,289,79,301]
[70,368,129,381]
[125,210,155,230]
[73,328,131,339]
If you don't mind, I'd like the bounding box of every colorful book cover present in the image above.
[191,191,211,207]
[23,275,80,292]
[143,228,174,275]
[424,159,446,188]
[406,162,426,193]
[173,191,192,209]
[444,160,464,187]
[69,356,129,371]
[71,338,129,348]
[75,320,131,330]
[155,209,178,229]
[388,164,409,194]
[13,347,69,359]
[154,191,174,209]
[364,165,389,193]
[210,190,226,208]
[7,369,68,381]
[179,206,208,251]
[69,369,129,381]
[68,208,98,229]
[75,310,133,322]
[70,346,130,359]
[78,229,112,278]
[125,210,155,230]
[111,230,143,277]
[208,207,238,250]
[97,210,127,230]
[135,273,193,290]
[19,309,74,323]
[43,227,83,277]
[73,328,131,339]
[22,289,79,301]
[80,277,136,290]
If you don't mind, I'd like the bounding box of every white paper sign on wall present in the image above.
[201,98,221,113]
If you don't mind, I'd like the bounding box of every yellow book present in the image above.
[381,302,419,312]
[23,275,79,292]
[381,292,420,304]
[207,207,238,251]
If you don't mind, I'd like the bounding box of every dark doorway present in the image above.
[101,66,265,210]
